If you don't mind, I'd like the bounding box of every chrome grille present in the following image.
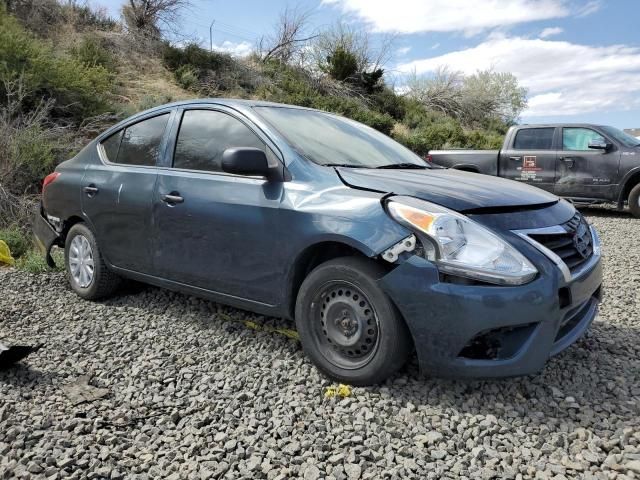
[527,213,593,272]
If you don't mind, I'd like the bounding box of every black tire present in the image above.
[295,256,412,386]
[64,223,120,300]
[629,183,640,218]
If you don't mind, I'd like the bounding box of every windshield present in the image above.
[254,107,430,168]
[600,126,640,148]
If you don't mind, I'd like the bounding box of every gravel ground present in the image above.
[1,206,639,480]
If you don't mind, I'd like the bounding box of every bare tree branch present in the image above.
[122,0,192,38]
[259,6,317,64]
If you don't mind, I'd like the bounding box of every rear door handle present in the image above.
[83,185,99,197]
[509,156,521,161]
[161,193,184,205]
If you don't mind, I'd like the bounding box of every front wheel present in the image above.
[65,223,120,300]
[629,183,640,218]
[295,257,412,386]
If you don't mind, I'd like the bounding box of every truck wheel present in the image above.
[64,223,120,300]
[295,257,412,386]
[629,183,640,218]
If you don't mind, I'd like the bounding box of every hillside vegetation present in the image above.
[0,0,527,257]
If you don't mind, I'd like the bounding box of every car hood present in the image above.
[336,167,558,212]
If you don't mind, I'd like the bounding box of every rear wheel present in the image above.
[295,257,412,386]
[629,183,640,218]
[65,223,120,300]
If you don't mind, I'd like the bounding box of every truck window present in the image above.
[513,128,555,150]
[563,128,605,151]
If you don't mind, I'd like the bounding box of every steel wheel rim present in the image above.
[69,235,94,288]
[311,281,380,370]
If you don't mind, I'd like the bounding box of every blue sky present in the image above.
[90,0,640,128]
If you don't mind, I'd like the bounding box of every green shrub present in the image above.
[70,36,116,70]
[0,227,30,258]
[163,42,235,74]
[464,130,504,149]
[393,120,466,156]
[0,8,112,119]
[370,88,406,120]
[326,46,358,81]
[174,65,199,90]
[3,123,58,194]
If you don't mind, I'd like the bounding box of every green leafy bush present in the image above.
[3,123,58,194]
[174,65,199,90]
[70,36,116,70]
[0,227,30,258]
[464,130,504,149]
[393,120,466,156]
[325,46,359,81]
[370,88,407,120]
[0,8,112,119]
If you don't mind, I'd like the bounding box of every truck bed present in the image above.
[429,150,499,175]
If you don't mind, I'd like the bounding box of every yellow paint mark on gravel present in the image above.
[240,319,299,341]
[325,384,352,398]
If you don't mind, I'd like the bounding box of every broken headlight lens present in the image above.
[386,197,537,285]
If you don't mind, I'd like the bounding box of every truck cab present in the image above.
[430,123,640,217]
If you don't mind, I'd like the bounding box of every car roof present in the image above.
[515,123,611,129]
[98,98,322,141]
[134,98,317,118]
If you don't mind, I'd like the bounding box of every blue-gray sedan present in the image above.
[34,100,603,385]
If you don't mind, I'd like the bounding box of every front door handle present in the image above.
[83,185,99,197]
[559,156,575,168]
[509,156,522,161]
[161,193,184,205]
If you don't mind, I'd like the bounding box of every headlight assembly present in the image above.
[386,196,538,285]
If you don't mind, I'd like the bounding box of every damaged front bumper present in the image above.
[379,236,603,379]
[32,204,62,268]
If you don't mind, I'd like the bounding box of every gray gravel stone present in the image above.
[0,207,638,479]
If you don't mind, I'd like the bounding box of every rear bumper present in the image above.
[32,205,61,268]
[380,247,603,379]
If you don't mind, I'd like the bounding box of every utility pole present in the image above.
[209,19,215,52]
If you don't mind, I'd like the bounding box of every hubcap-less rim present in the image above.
[312,281,380,370]
[69,235,95,288]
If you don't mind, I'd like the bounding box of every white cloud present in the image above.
[322,0,570,34]
[397,46,412,56]
[577,0,601,16]
[431,43,441,50]
[397,37,640,117]
[540,26,563,38]
[212,40,253,57]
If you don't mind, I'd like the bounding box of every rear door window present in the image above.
[102,113,170,166]
[563,128,606,151]
[173,110,265,172]
[513,128,555,150]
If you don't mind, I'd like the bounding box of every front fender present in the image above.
[283,185,410,257]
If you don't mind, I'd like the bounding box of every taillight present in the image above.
[43,172,60,191]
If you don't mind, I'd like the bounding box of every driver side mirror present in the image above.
[588,140,612,151]
[221,147,280,180]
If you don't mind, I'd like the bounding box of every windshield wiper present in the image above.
[375,163,429,169]
[323,163,370,168]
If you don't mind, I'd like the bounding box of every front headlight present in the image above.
[386,196,537,285]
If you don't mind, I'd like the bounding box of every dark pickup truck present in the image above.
[429,124,640,217]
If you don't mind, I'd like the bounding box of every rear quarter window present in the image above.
[513,128,555,150]
[101,130,123,162]
[101,113,170,166]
